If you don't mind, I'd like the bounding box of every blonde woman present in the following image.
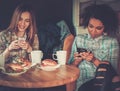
[0,3,39,63]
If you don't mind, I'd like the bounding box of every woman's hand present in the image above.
[72,52,83,66]
[18,40,29,50]
[80,51,101,66]
[18,40,32,52]
[80,51,94,62]
[8,40,20,51]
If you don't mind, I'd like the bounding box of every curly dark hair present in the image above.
[81,4,118,37]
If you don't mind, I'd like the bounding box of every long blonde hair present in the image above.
[7,3,37,45]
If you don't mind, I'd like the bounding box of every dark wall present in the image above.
[0,0,75,34]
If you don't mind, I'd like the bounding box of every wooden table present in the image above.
[0,65,80,91]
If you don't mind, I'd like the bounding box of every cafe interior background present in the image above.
[0,0,120,91]
[0,0,120,35]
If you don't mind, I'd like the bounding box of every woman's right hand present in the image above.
[72,52,83,66]
[8,40,20,51]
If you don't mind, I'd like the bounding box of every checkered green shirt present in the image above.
[0,29,39,62]
[68,33,119,91]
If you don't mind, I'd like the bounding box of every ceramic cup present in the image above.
[31,50,43,65]
[52,50,67,65]
[0,54,5,71]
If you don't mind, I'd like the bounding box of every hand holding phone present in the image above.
[77,48,88,53]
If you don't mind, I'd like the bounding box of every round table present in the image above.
[0,65,80,91]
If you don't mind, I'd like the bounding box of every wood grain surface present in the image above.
[0,65,79,91]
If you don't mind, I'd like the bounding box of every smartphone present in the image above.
[77,48,88,53]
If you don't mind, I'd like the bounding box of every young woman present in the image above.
[0,3,39,91]
[0,3,39,63]
[68,4,119,91]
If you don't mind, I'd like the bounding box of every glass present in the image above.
[18,36,27,58]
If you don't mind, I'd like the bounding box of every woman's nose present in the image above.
[21,21,25,25]
[92,28,97,33]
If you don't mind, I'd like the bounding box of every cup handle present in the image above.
[52,54,57,60]
[0,67,5,72]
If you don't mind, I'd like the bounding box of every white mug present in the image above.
[31,50,43,65]
[0,54,5,71]
[52,50,67,65]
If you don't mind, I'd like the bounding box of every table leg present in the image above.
[66,82,76,91]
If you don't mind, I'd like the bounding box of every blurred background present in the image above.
[0,0,120,35]
[0,0,75,34]
[73,0,120,34]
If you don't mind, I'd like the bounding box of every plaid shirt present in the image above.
[0,29,39,62]
[68,33,119,91]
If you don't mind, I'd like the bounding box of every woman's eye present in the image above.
[88,24,104,30]
[25,19,30,22]
[96,27,103,30]
[24,19,30,23]
[89,26,93,28]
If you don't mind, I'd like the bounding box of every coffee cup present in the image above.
[0,54,5,71]
[31,50,43,65]
[52,50,67,65]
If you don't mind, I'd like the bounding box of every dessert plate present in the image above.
[37,64,61,71]
[1,69,27,76]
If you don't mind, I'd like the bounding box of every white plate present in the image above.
[1,69,27,76]
[37,64,61,71]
